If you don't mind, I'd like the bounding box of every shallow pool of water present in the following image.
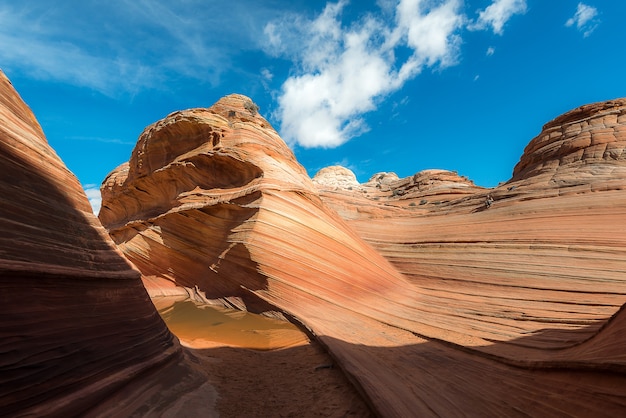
[155,298,309,350]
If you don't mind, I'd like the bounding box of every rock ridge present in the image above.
[100,93,626,416]
[512,98,626,187]
[0,70,183,416]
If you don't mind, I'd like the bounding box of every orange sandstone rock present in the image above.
[512,98,626,188]
[319,100,626,353]
[101,95,626,416]
[100,95,411,313]
[0,70,182,417]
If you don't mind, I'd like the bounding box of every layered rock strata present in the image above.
[317,100,626,357]
[512,99,626,189]
[102,95,626,416]
[99,96,413,315]
[0,70,182,417]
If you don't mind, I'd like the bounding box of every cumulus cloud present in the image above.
[486,46,495,56]
[566,3,599,37]
[83,184,102,215]
[394,0,464,71]
[470,0,527,35]
[266,0,464,148]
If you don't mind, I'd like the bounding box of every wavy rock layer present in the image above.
[102,96,626,416]
[322,99,626,352]
[0,70,181,417]
[100,96,411,312]
[513,99,626,187]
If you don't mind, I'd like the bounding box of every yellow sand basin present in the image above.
[154,298,309,350]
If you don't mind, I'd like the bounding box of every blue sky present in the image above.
[1,1,624,213]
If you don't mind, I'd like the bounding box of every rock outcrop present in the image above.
[319,99,626,354]
[315,167,485,220]
[0,70,184,416]
[512,98,626,189]
[101,95,626,416]
[99,96,411,312]
[312,165,361,189]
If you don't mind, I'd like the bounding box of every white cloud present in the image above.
[470,0,527,35]
[486,46,495,56]
[260,68,275,92]
[83,184,102,215]
[333,157,359,173]
[392,95,410,111]
[566,3,599,37]
[261,68,273,81]
[395,0,464,69]
[0,21,154,95]
[268,0,464,148]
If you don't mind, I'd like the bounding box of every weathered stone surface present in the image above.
[512,98,626,189]
[0,70,181,416]
[101,95,626,416]
[312,165,360,189]
[322,100,626,351]
[316,167,485,219]
[320,100,626,408]
[364,171,400,186]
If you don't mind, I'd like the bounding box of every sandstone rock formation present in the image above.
[101,94,626,416]
[317,99,626,355]
[511,99,626,190]
[315,167,484,220]
[312,165,361,190]
[0,70,184,416]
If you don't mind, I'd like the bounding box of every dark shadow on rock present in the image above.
[112,190,276,312]
[125,318,626,418]
[313,332,626,417]
[0,134,177,417]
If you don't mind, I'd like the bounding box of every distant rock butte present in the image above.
[314,166,484,220]
[101,94,626,416]
[512,98,626,190]
[312,165,360,189]
[0,71,206,417]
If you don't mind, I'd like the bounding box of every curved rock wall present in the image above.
[512,98,626,188]
[101,94,626,416]
[99,96,412,315]
[0,70,179,417]
[320,101,626,351]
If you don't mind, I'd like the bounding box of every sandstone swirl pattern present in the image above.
[102,95,626,416]
[0,70,182,417]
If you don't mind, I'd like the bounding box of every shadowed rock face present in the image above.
[0,71,179,416]
[102,94,626,416]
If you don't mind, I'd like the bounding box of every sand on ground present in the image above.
[87,298,373,417]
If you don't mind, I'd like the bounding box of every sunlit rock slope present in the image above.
[317,99,626,352]
[101,95,626,416]
[0,70,182,417]
[99,95,413,316]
